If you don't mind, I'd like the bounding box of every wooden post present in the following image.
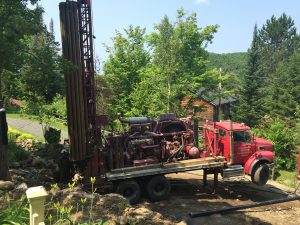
[218,68,223,121]
[26,186,48,225]
[0,108,9,180]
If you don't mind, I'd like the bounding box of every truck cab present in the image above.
[203,121,274,185]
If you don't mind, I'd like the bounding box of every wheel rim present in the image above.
[154,183,165,193]
[260,166,269,183]
[124,188,134,198]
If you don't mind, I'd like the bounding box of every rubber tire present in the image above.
[116,180,141,204]
[251,163,270,186]
[146,175,171,201]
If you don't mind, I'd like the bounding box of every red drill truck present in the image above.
[98,116,275,203]
[58,1,275,204]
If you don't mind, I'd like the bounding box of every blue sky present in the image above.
[38,0,300,63]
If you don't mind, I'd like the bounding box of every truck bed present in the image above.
[105,157,226,181]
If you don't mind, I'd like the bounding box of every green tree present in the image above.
[128,67,169,118]
[104,25,150,118]
[19,22,64,105]
[148,9,219,115]
[0,0,43,106]
[235,25,264,126]
[258,13,300,78]
[256,14,300,118]
[266,52,300,119]
[0,0,42,181]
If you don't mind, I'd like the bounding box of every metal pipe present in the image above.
[189,195,300,218]
[59,1,87,161]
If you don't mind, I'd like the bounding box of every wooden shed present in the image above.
[181,95,237,124]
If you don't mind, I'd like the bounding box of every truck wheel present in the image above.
[116,180,141,204]
[146,175,171,201]
[251,163,270,186]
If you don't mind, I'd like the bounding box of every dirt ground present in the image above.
[136,171,300,225]
[2,142,300,225]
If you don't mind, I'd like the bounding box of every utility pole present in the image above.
[218,68,223,121]
[0,67,9,180]
[0,108,9,180]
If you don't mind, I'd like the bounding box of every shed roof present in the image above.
[195,88,237,106]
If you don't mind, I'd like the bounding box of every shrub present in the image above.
[253,117,297,171]
[20,95,46,116]
[44,125,61,144]
[43,94,67,123]
[8,142,29,162]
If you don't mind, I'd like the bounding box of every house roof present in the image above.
[195,88,237,106]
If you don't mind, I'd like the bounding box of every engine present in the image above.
[104,113,200,170]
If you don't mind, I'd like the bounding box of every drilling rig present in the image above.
[59,0,274,204]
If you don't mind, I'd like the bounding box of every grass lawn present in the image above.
[275,170,297,188]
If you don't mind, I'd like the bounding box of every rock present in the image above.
[0,180,14,190]
[10,162,20,168]
[46,159,58,168]
[15,182,28,191]
[11,174,25,182]
[32,156,47,167]
[9,169,30,176]
[177,222,188,225]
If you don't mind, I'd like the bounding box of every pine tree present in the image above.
[267,52,300,119]
[235,25,264,127]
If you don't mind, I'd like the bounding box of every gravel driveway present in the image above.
[7,117,68,141]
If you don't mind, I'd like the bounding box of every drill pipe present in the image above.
[189,195,300,218]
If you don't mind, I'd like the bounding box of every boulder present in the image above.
[32,156,47,167]
[15,182,28,191]
[0,180,14,190]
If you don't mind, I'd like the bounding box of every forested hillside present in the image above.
[208,52,248,75]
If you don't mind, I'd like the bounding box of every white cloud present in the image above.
[195,0,210,4]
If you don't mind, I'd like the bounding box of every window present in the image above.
[219,129,226,137]
[233,131,251,143]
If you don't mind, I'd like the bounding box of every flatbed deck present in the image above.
[105,157,226,181]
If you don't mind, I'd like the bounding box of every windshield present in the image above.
[233,131,251,143]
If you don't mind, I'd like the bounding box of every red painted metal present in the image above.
[77,0,103,176]
[203,121,274,175]
[243,150,275,174]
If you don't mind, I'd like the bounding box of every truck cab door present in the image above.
[218,128,226,156]
[233,131,252,164]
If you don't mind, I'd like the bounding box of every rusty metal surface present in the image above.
[106,157,226,181]
[59,1,87,161]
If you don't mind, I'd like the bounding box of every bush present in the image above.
[253,117,297,171]
[20,95,46,116]
[8,142,29,162]
[43,94,67,123]
[44,125,61,144]
[8,127,41,161]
